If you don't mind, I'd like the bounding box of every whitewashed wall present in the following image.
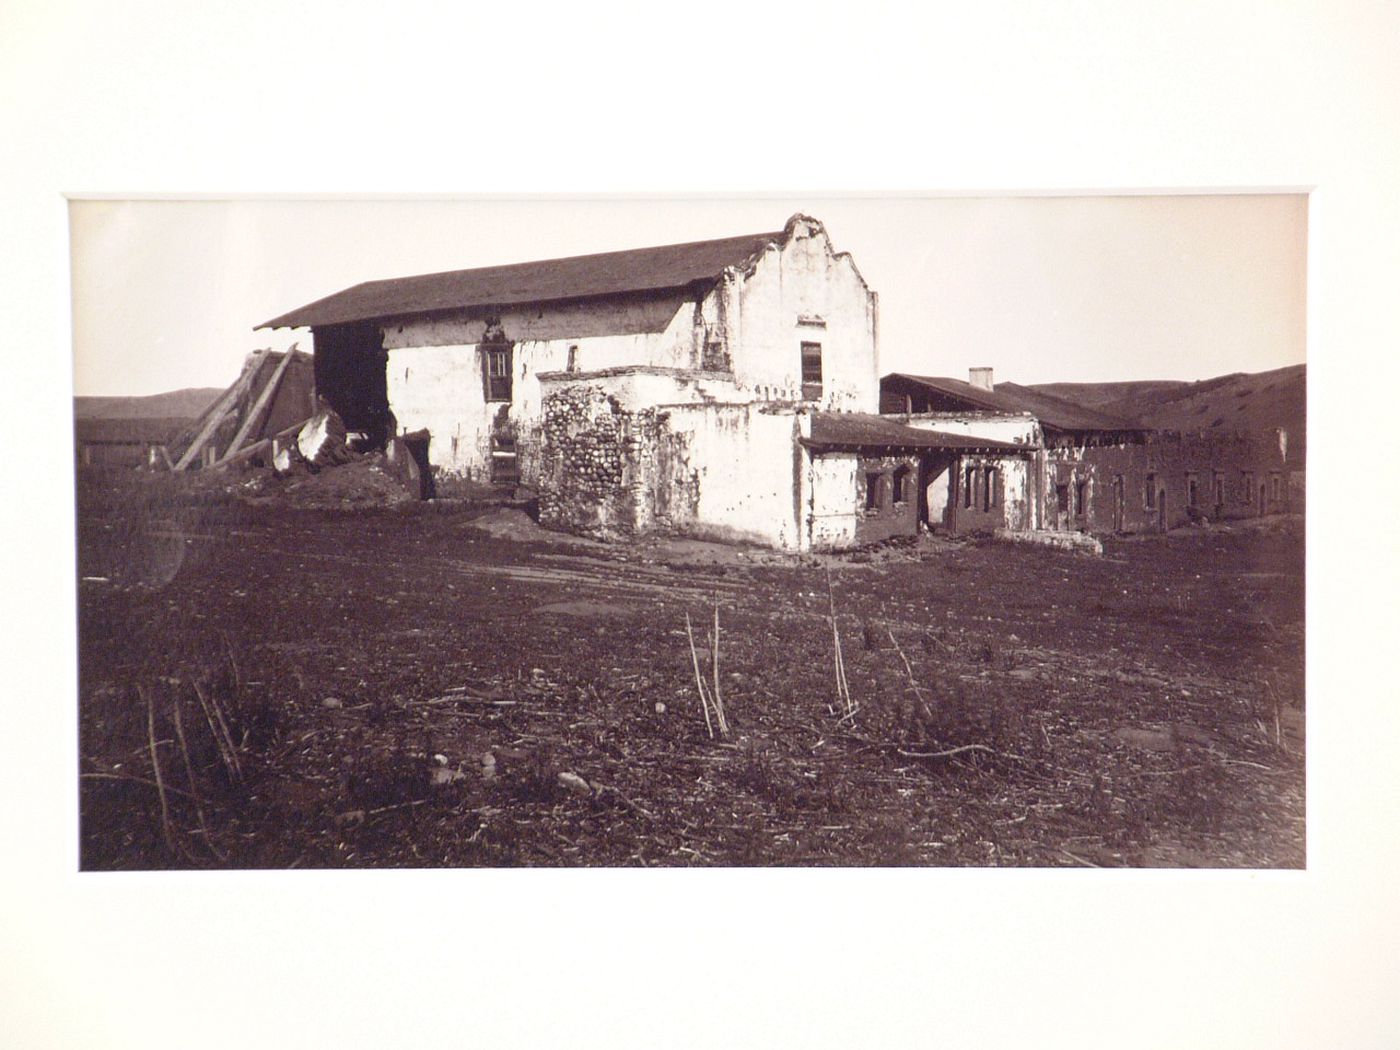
[384,295,710,477]
[806,452,861,549]
[902,412,1042,446]
[715,216,879,411]
[657,402,804,549]
[379,214,880,492]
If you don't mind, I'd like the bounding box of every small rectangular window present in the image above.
[892,464,910,504]
[1146,473,1156,509]
[984,467,997,511]
[1056,483,1070,514]
[1187,473,1199,507]
[483,346,513,402]
[800,342,823,400]
[1076,479,1087,516]
[1270,474,1281,501]
[1213,473,1224,506]
[964,466,976,508]
[865,472,882,511]
[1242,472,1254,503]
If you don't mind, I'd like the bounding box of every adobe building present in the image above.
[879,370,1291,535]
[260,215,1006,550]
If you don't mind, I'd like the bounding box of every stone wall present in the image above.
[536,382,658,537]
[535,375,805,547]
[1074,431,1293,534]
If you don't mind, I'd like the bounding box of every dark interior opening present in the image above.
[312,322,390,445]
[403,431,435,500]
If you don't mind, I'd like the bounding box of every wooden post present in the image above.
[173,351,265,470]
[217,344,297,464]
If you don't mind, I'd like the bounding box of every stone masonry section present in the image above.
[537,384,658,538]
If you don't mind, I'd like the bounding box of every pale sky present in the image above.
[69,194,1306,397]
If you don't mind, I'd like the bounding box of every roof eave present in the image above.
[255,279,720,332]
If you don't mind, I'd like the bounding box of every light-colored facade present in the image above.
[264,214,953,551]
[380,214,878,490]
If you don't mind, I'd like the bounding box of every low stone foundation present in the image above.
[993,528,1103,555]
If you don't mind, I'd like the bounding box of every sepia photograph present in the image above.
[72,195,1306,869]
[10,1,1400,1046]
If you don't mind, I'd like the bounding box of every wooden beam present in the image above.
[208,414,318,471]
[173,351,266,470]
[208,437,272,470]
[217,345,297,464]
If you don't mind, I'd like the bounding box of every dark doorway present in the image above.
[917,455,950,531]
[311,322,390,444]
[403,431,435,500]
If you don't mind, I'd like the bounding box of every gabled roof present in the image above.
[258,228,787,330]
[804,412,1025,453]
[882,373,1145,434]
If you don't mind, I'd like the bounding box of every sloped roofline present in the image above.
[258,214,851,330]
[803,411,1027,453]
[882,373,1146,433]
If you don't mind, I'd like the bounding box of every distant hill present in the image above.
[74,387,222,420]
[1031,364,1306,459]
[1027,379,1193,408]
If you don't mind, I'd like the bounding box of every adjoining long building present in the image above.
[879,370,1293,534]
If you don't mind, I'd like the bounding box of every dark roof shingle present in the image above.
[259,230,785,329]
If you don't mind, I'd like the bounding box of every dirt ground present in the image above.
[75,470,1305,869]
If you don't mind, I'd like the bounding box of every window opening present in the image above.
[964,466,976,508]
[892,464,911,504]
[865,472,882,511]
[984,467,997,511]
[1146,473,1157,509]
[483,346,513,402]
[1076,479,1087,516]
[800,342,823,400]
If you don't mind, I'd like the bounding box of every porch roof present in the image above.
[803,412,1027,454]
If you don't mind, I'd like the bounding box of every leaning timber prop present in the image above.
[215,343,297,465]
[205,416,313,473]
[171,350,267,470]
